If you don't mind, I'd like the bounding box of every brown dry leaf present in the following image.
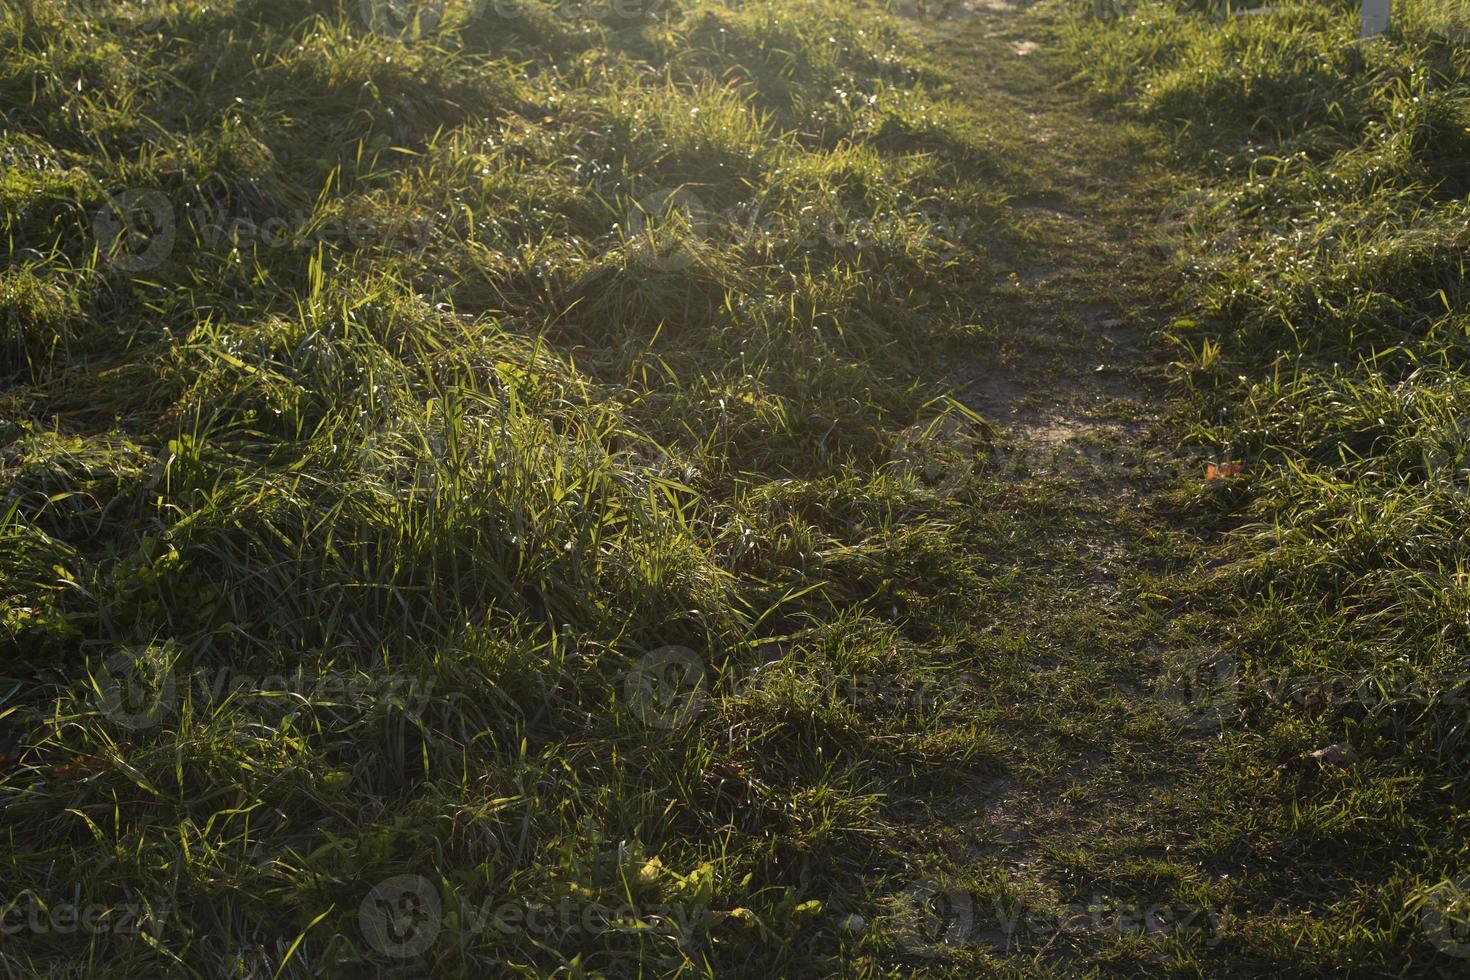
[0,729,19,772]
[49,752,116,781]
[1205,461,1244,481]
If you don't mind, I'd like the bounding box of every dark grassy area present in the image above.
[1061,0,1470,974]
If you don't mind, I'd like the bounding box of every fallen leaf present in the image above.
[49,751,118,781]
[639,857,665,886]
[0,720,20,771]
[725,907,760,927]
[1206,461,1244,481]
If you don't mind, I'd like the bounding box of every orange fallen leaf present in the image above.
[49,750,121,781]
[0,720,21,772]
[1205,462,1244,481]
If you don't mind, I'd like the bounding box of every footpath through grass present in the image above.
[1056,0,1470,976]
[2,0,1468,976]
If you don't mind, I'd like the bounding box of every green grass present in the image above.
[0,0,1019,975]
[7,0,1470,975]
[1060,0,1470,973]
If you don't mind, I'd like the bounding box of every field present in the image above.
[1,0,1468,975]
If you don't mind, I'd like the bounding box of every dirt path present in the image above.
[880,4,1240,971]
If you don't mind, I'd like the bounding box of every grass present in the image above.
[5,0,1470,975]
[0,0,1019,975]
[1059,0,1470,974]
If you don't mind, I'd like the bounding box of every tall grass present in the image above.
[0,0,1012,974]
